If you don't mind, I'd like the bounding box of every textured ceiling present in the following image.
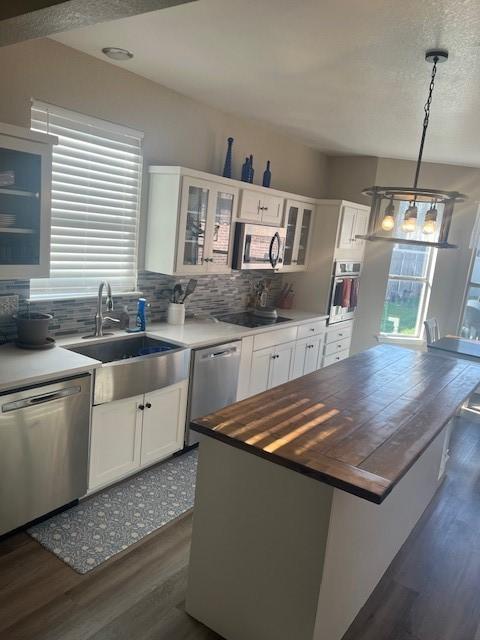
[52,0,480,166]
[0,0,196,46]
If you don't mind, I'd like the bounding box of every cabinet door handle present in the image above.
[338,333,343,337]
[309,328,315,332]
[146,402,152,409]
[138,404,145,411]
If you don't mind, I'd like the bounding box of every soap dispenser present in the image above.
[126,297,147,333]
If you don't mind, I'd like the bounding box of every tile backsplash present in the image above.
[0,271,283,343]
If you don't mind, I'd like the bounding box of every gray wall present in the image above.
[0,37,326,340]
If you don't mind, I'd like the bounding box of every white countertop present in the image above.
[0,309,328,393]
[58,309,329,350]
[0,343,101,394]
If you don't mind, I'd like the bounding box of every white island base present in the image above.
[186,425,450,640]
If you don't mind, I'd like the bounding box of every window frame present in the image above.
[458,248,480,338]
[380,244,437,339]
[29,100,143,301]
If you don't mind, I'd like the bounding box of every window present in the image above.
[380,243,437,337]
[30,101,143,299]
[460,249,480,339]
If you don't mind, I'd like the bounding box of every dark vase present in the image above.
[248,154,254,183]
[223,137,234,178]
[262,160,271,187]
[241,156,250,182]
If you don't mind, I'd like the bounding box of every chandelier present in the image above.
[360,49,466,249]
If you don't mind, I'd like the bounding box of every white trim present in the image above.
[31,99,144,140]
[27,290,144,303]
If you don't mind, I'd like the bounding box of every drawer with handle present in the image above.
[326,323,353,344]
[323,350,349,367]
[324,337,351,356]
[297,320,327,340]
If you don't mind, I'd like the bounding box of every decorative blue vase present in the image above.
[262,160,271,187]
[241,157,250,182]
[248,154,254,183]
[223,137,234,178]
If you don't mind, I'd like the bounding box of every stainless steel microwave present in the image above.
[232,223,286,270]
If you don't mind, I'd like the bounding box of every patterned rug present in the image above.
[28,449,198,574]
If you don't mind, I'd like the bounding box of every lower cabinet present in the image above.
[88,380,188,492]
[322,320,354,368]
[141,384,188,466]
[250,341,296,395]
[291,335,323,380]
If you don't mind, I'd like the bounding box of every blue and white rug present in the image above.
[28,449,198,574]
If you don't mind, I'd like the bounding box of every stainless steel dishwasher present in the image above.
[186,341,241,446]
[0,375,91,536]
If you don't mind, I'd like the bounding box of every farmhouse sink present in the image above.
[67,335,190,405]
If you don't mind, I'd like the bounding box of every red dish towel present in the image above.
[350,278,359,308]
[341,278,352,308]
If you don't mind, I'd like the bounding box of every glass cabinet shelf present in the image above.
[0,228,35,234]
[0,187,39,198]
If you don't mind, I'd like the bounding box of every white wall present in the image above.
[0,37,327,266]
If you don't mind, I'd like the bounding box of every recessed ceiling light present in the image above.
[102,47,133,61]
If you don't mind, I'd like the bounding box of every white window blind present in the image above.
[30,101,143,299]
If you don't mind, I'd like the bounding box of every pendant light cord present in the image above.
[413,56,438,189]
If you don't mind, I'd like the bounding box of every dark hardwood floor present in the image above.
[1,412,480,640]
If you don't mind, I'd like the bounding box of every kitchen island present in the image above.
[186,345,480,640]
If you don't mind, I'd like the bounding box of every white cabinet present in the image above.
[238,188,284,226]
[291,335,323,380]
[353,208,369,249]
[146,168,238,276]
[88,380,188,492]
[141,382,187,466]
[250,341,296,395]
[246,318,327,397]
[89,395,143,491]
[322,320,353,368]
[337,205,369,252]
[0,123,57,280]
[282,200,315,272]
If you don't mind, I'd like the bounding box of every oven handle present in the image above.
[269,232,280,269]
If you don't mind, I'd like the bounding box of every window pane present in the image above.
[460,286,480,339]
[389,243,429,278]
[380,279,424,335]
[471,250,480,284]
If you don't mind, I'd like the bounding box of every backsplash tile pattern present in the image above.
[0,271,283,343]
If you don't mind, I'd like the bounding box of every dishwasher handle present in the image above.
[2,385,82,413]
[203,347,239,359]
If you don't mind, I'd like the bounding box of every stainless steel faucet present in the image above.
[94,281,120,337]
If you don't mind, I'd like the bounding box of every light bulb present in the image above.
[402,203,417,232]
[381,215,395,231]
[381,198,395,231]
[423,204,438,235]
[423,219,436,234]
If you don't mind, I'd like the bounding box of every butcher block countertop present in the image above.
[191,345,480,503]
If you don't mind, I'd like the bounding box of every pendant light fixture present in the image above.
[360,49,466,249]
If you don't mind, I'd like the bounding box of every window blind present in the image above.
[30,101,143,299]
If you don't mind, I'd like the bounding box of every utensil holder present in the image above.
[167,302,185,325]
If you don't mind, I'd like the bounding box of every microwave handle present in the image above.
[269,232,280,269]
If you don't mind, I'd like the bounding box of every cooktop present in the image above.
[217,312,292,329]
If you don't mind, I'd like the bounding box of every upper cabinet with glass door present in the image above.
[0,123,56,279]
[145,167,238,276]
[282,199,315,272]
